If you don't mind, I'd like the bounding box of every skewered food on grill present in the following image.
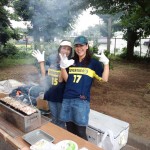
[0,96,37,115]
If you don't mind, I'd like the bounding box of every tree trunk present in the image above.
[33,26,40,50]
[107,17,112,53]
[126,29,138,60]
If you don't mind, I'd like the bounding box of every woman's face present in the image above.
[60,46,72,57]
[74,44,88,59]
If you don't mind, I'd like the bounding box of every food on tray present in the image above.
[33,139,46,148]
[0,96,37,115]
[56,140,78,150]
[30,139,56,150]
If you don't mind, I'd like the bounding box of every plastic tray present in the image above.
[23,129,54,145]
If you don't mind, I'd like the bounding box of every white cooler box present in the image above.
[86,109,129,150]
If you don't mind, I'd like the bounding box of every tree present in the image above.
[0,0,20,45]
[84,0,150,59]
[13,0,85,44]
[98,14,123,52]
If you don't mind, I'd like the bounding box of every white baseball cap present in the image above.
[60,40,72,48]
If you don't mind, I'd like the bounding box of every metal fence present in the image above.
[98,38,150,57]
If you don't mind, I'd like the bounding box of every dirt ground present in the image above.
[0,61,150,141]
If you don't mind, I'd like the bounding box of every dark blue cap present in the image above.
[74,36,88,45]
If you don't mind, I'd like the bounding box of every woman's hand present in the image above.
[94,49,109,65]
[59,53,74,68]
[32,50,45,62]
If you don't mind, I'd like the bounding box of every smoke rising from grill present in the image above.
[13,0,84,92]
[28,0,83,42]
[26,0,83,88]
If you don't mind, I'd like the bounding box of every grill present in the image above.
[0,96,41,133]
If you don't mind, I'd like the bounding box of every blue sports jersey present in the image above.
[63,58,103,102]
[44,54,65,102]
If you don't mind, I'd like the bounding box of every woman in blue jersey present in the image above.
[32,40,74,128]
[59,36,109,139]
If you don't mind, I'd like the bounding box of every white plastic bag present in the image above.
[98,130,115,150]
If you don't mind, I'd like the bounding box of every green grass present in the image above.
[15,44,32,48]
[0,58,35,68]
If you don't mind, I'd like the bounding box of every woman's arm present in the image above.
[39,61,46,77]
[102,64,109,82]
[60,68,68,82]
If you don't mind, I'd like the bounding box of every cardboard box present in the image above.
[36,98,49,111]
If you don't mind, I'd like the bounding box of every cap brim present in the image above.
[74,42,86,45]
[60,41,72,47]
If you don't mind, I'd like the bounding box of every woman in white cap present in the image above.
[59,36,109,139]
[32,40,73,128]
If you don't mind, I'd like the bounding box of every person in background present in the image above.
[32,40,74,128]
[59,36,109,139]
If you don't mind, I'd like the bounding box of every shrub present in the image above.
[119,47,127,58]
[9,51,33,59]
[0,43,19,59]
[89,45,98,54]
